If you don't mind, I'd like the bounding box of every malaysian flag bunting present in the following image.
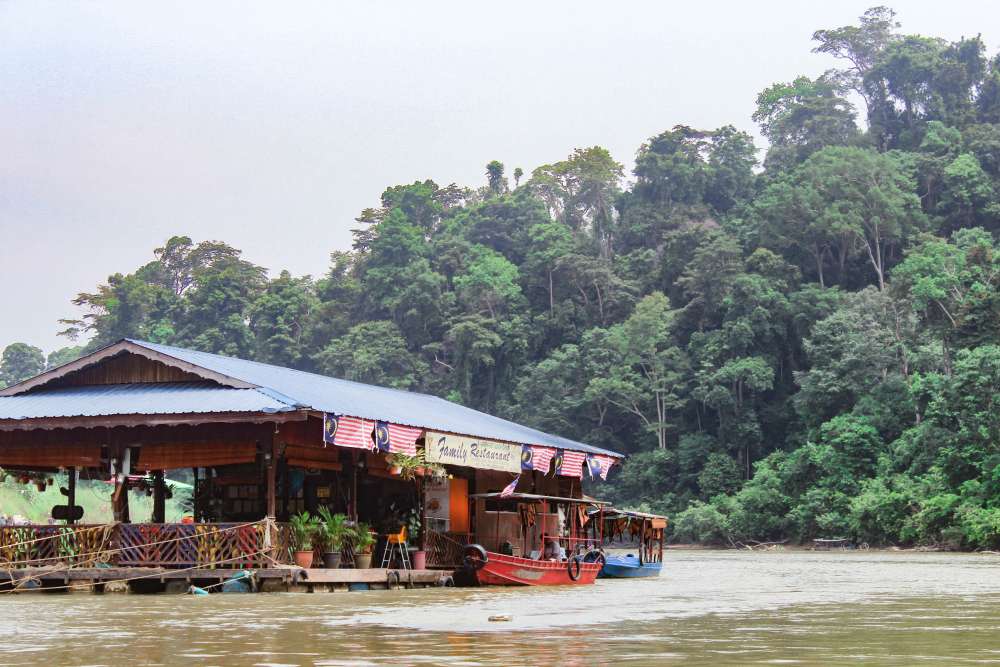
[386,423,422,456]
[556,449,586,478]
[528,445,556,474]
[586,455,603,479]
[596,455,617,480]
[324,414,372,450]
[500,474,520,498]
[374,421,391,452]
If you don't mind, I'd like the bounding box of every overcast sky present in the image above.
[2,1,997,354]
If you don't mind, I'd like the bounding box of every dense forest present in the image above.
[5,7,1000,549]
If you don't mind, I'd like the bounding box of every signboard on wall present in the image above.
[424,431,521,473]
[424,475,450,530]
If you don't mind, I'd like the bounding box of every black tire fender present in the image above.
[463,544,489,571]
[567,555,583,581]
[583,549,606,566]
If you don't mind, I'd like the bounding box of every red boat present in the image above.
[462,492,608,586]
[464,545,603,586]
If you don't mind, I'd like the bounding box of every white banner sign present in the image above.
[424,431,521,473]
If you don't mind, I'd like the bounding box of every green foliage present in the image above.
[0,343,45,388]
[289,511,321,551]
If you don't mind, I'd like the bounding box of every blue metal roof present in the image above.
[126,339,621,457]
[0,382,294,420]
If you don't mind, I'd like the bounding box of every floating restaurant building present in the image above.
[0,339,622,592]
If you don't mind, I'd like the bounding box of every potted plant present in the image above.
[316,507,350,569]
[289,511,320,568]
[386,453,422,480]
[406,508,427,570]
[352,522,376,569]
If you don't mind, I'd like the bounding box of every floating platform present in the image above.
[0,567,457,594]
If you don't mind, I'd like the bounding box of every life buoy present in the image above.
[567,555,583,581]
[463,544,489,571]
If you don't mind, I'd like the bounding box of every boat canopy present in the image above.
[470,492,611,506]
[592,508,668,520]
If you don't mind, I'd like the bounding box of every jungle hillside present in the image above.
[4,7,1000,549]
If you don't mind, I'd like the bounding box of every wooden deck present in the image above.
[0,567,456,593]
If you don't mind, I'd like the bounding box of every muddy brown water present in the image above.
[1,550,998,665]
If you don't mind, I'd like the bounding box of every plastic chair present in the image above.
[380,526,410,570]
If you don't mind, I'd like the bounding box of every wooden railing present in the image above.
[0,522,293,569]
[425,530,471,568]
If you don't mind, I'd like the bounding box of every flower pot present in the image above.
[355,553,373,569]
[323,552,342,569]
[389,465,402,475]
[412,550,426,570]
[294,550,314,569]
[415,466,426,476]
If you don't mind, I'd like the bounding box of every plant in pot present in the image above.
[316,507,350,569]
[406,508,427,570]
[352,522,376,569]
[386,453,423,480]
[289,510,320,569]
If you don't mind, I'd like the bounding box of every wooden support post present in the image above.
[67,467,77,525]
[265,430,276,519]
[192,467,199,522]
[152,471,165,523]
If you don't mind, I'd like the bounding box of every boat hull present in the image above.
[598,554,662,578]
[473,551,601,586]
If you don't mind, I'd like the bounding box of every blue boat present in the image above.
[591,509,667,579]
[599,553,662,578]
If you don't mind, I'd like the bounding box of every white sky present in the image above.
[1,0,997,354]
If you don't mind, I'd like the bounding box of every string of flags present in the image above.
[323,412,618,478]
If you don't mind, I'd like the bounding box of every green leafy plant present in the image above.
[315,507,350,553]
[351,522,376,554]
[289,511,320,551]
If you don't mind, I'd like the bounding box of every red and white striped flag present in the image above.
[500,474,520,498]
[557,450,586,478]
[387,423,423,456]
[328,414,372,450]
[596,455,617,480]
[529,446,556,474]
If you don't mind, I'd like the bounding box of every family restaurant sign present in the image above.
[424,431,521,473]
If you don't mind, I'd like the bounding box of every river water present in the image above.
[1,550,998,665]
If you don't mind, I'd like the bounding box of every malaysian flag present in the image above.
[586,455,603,479]
[374,421,391,452]
[596,455,617,480]
[387,423,422,456]
[529,446,556,474]
[556,450,586,478]
[500,474,520,498]
[324,414,372,450]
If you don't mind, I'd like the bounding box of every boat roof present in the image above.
[592,508,668,520]
[471,492,611,506]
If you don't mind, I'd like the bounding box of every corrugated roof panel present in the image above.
[0,382,294,420]
[128,340,622,457]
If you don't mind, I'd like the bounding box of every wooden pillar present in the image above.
[265,430,277,519]
[192,467,199,521]
[66,467,77,525]
[152,470,165,523]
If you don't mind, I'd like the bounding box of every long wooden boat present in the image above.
[464,544,603,586]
